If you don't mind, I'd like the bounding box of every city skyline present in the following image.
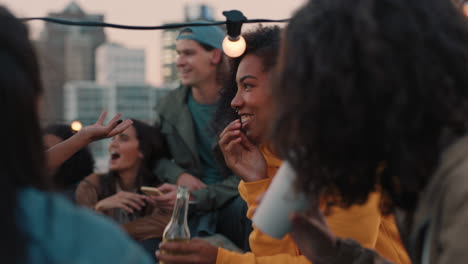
[4,0,306,85]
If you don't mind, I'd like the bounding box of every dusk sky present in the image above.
[3,0,306,85]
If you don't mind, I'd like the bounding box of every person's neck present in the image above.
[191,78,220,105]
[117,166,140,191]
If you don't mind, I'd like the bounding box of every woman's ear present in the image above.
[211,49,223,65]
[138,151,144,159]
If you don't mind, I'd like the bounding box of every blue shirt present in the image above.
[17,187,153,264]
[187,93,223,184]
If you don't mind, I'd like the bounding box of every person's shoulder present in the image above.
[156,85,189,111]
[81,172,104,185]
[19,188,153,264]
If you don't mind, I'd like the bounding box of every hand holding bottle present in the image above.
[158,185,191,264]
[156,238,218,264]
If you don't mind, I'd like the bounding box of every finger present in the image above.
[219,130,242,148]
[224,137,244,154]
[238,132,256,150]
[95,111,108,125]
[219,120,242,139]
[121,198,142,211]
[116,203,134,213]
[159,241,194,254]
[107,119,133,137]
[193,180,207,189]
[107,113,122,127]
[125,194,147,207]
[152,193,174,203]
[123,192,147,202]
[156,251,196,264]
[143,196,157,205]
[158,183,177,193]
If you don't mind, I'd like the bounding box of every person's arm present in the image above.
[46,112,132,171]
[290,212,391,264]
[157,238,312,264]
[76,174,148,216]
[190,173,241,211]
[75,175,101,209]
[154,158,186,184]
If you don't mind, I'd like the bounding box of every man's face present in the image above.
[176,39,217,87]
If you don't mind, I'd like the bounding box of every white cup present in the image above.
[252,161,308,239]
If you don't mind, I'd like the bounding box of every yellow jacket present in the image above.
[216,148,410,264]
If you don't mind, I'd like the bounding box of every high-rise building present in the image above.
[63,80,110,158]
[110,84,158,124]
[160,4,219,85]
[36,1,106,125]
[96,43,146,85]
[64,80,171,159]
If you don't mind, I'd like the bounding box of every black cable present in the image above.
[20,17,289,30]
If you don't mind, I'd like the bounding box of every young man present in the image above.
[153,24,250,251]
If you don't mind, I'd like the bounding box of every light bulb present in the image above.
[71,121,83,132]
[222,35,246,58]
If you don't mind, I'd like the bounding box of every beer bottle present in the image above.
[161,185,190,261]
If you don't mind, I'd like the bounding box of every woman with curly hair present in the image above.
[271,0,468,263]
[157,25,409,264]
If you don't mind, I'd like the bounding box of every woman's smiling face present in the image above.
[231,54,273,144]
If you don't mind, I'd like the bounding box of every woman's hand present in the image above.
[95,191,148,213]
[46,112,132,171]
[290,207,338,264]
[150,183,178,211]
[219,120,267,182]
[78,112,133,144]
[156,238,218,264]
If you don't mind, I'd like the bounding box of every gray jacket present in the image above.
[154,85,240,212]
[330,135,468,264]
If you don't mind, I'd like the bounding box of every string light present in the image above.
[21,12,289,58]
[222,10,247,58]
[20,16,289,29]
[222,36,246,58]
[70,121,83,132]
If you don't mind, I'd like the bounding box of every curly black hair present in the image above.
[212,25,282,137]
[271,0,468,213]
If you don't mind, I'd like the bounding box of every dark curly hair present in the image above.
[271,0,468,213]
[212,25,282,137]
[44,124,95,189]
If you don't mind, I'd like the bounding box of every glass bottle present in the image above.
[161,185,191,259]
